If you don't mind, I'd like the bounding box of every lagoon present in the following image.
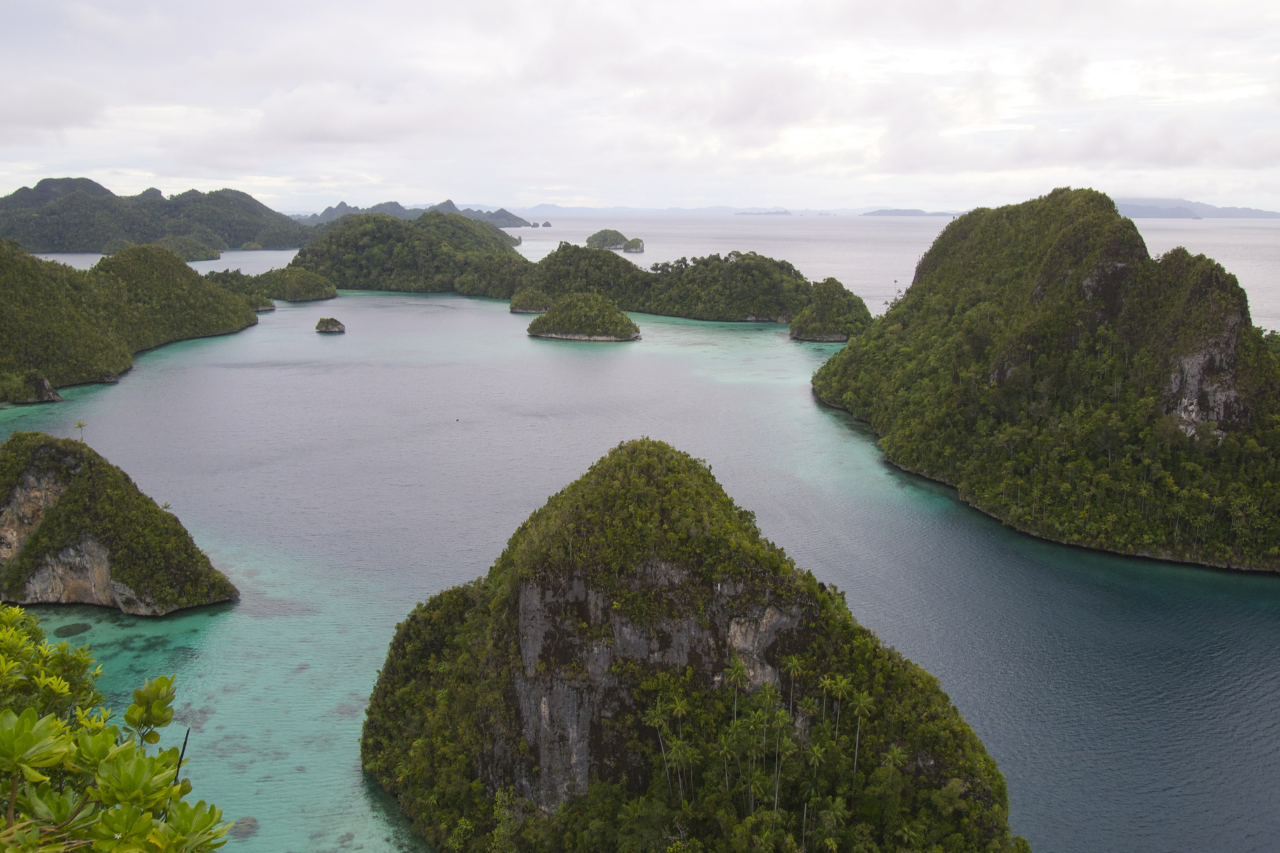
[13,215,1280,853]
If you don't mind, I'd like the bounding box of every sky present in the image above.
[3,0,1278,212]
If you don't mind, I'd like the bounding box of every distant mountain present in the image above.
[291,200,422,226]
[0,177,314,255]
[1114,198,1280,219]
[425,200,531,228]
[863,209,957,217]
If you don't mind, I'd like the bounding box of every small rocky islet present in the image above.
[527,292,640,341]
[0,432,237,615]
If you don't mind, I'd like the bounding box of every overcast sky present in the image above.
[3,0,1278,212]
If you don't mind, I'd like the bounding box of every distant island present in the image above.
[316,317,345,333]
[735,209,792,215]
[362,438,1029,853]
[0,241,259,403]
[585,228,628,249]
[0,177,315,256]
[205,267,337,308]
[527,293,640,341]
[290,213,839,325]
[862,209,957,217]
[814,187,1280,571]
[1113,197,1280,219]
[1,432,238,614]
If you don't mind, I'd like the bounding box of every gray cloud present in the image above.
[1,0,1277,210]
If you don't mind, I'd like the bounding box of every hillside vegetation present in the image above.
[0,177,314,255]
[0,241,258,402]
[0,432,238,612]
[205,267,337,304]
[527,293,640,340]
[813,188,1280,570]
[363,439,1028,853]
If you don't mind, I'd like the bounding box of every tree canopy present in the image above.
[813,187,1280,570]
[527,293,640,340]
[0,603,230,852]
[362,439,1029,853]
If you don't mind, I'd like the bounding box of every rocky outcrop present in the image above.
[528,331,639,342]
[315,317,345,333]
[511,563,800,809]
[1,432,238,615]
[21,535,161,615]
[1165,310,1246,434]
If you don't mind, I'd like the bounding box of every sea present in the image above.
[16,213,1280,853]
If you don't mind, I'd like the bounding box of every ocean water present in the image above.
[8,217,1280,853]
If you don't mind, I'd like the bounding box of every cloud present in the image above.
[1,0,1277,210]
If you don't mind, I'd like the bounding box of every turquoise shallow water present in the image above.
[5,264,1280,851]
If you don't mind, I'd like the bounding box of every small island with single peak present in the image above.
[509,287,551,314]
[542,221,551,227]
[0,432,238,615]
[623,237,644,253]
[527,293,640,341]
[585,228,637,250]
[316,317,345,333]
[789,277,872,342]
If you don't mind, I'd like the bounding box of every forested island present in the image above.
[0,241,259,403]
[527,293,640,340]
[0,432,238,614]
[0,177,314,257]
[290,212,870,325]
[790,277,874,342]
[363,439,1028,853]
[205,267,337,307]
[814,187,1280,571]
[510,288,552,313]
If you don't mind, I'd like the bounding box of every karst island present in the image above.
[0,432,238,615]
[363,438,1029,853]
[527,293,641,341]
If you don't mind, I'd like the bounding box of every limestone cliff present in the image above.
[0,432,238,615]
[362,439,1026,852]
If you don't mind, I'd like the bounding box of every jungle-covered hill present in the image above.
[363,438,1028,853]
[0,432,238,614]
[527,293,640,340]
[0,177,315,255]
[292,214,869,325]
[813,187,1280,570]
[0,241,258,403]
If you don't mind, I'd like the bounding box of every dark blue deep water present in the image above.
[11,216,1280,853]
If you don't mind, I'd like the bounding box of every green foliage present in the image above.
[362,439,1025,853]
[145,236,220,262]
[290,212,527,296]
[204,267,336,304]
[813,187,1280,569]
[509,289,551,314]
[527,294,640,341]
[622,238,644,253]
[0,433,238,613]
[0,179,314,253]
[0,604,230,852]
[789,278,872,342]
[585,230,628,250]
[0,241,257,403]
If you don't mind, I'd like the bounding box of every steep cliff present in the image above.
[813,188,1280,570]
[0,432,238,615]
[363,439,1027,853]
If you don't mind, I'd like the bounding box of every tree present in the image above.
[849,691,874,779]
[0,604,228,853]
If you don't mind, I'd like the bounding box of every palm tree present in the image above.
[642,703,673,797]
[831,675,853,738]
[668,736,693,801]
[725,657,748,723]
[849,690,874,777]
[781,654,804,715]
[817,675,835,722]
[882,744,907,785]
[670,694,689,736]
[75,421,86,442]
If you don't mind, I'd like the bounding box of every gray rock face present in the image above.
[1166,309,1246,435]
[1,468,159,615]
[512,563,801,811]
